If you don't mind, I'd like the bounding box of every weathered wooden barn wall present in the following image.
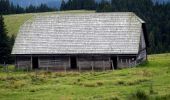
[77,56,111,70]
[38,56,70,70]
[15,54,146,71]
[16,56,31,70]
[117,56,136,68]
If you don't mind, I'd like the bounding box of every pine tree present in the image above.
[0,15,11,63]
[60,0,66,10]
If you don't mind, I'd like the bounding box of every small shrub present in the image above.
[30,89,36,92]
[149,83,157,95]
[150,89,154,95]
[29,88,40,92]
[96,81,104,86]
[128,90,149,100]
[77,78,81,82]
[116,80,126,85]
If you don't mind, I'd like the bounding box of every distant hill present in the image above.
[10,0,170,9]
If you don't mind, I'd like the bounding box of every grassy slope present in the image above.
[0,53,170,100]
[4,10,95,37]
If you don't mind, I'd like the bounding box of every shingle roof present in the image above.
[12,12,145,55]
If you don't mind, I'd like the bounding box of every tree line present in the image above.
[60,0,96,10]
[0,0,57,14]
[60,0,170,54]
[0,15,14,64]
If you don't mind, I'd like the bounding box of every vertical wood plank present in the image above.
[31,56,32,70]
[117,56,119,69]
[91,59,94,71]
[103,60,105,71]
[78,57,81,72]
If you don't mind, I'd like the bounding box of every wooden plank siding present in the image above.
[117,56,137,68]
[15,55,140,71]
[16,56,31,70]
[38,56,70,70]
[77,56,111,70]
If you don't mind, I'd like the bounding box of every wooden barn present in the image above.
[12,12,148,71]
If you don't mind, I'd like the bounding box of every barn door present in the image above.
[32,57,39,69]
[111,57,117,69]
[70,56,77,69]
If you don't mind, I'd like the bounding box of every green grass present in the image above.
[3,10,95,37]
[0,53,170,100]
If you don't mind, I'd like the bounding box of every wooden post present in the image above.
[64,63,67,73]
[47,60,49,71]
[69,56,70,71]
[27,65,29,72]
[78,58,81,72]
[91,61,94,71]
[31,56,32,70]
[109,57,111,70]
[126,59,128,63]
[103,60,105,71]
[120,58,123,68]
[17,63,19,71]
[15,56,17,71]
[111,61,114,70]
[38,57,40,69]
[117,56,119,69]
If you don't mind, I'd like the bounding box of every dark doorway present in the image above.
[32,57,39,69]
[70,57,77,69]
[111,57,117,69]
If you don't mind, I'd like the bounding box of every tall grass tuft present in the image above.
[128,90,149,100]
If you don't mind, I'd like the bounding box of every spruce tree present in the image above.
[60,0,66,10]
[0,15,11,64]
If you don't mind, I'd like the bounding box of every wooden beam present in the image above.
[128,59,130,67]
[109,57,111,70]
[111,61,114,70]
[91,59,94,71]
[77,57,81,72]
[117,56,119,69]
[38,56,40,69]
[31,56,32,70]
[69,56,71,69]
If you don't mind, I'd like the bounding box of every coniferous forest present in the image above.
[0,0,170,63]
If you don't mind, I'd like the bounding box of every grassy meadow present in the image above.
[3,10,95,37]
[0,53,170,100]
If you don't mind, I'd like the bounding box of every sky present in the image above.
[10,0,170,9]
